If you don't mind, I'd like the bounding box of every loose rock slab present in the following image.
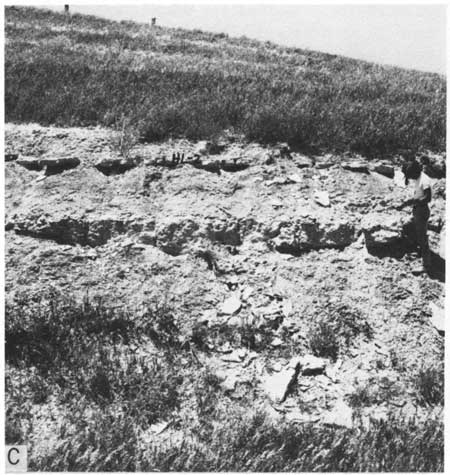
[300,354,327,375]
[313,190,330,207]
[263,358,301,403]
[429,302,445,334]
[371,163,395,179]
[95,156,136,175]
[321,399,353,428]
[220,293,242,315]
[342,161,369,173]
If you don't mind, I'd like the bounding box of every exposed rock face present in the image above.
[95,156,136,175]
[361,213,411,250]
[220,161,249,172]
[300,355,327,375]
[342,161,369,173]
[263,358,301,403]
[420,152,446,179]
[271,216,356,254]
[429,302,444,334]
[17,155,80,173]
[12,212,144,247]
[292,154,313,168]
[154,217,201,256]
[5,123,446,447]
[321,399,354,428]
[314,190,330,207]
[220,293,242,315]
[205,218,242,246]
[371,163,395,179]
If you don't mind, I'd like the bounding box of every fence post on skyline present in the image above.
[64,5,71,24]
[151,17,156,27]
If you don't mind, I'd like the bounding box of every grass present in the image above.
[25,403,444,471]
[308,300,373,361]
[5,6,446,158]
[413,364,444,407]
[5,289,444,471]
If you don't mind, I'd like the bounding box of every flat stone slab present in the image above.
[321,399,354,428]
[371,163,395,179]
[300,354,327,375]
[95,157,136,175]
[17,155,80,172]
[313,190,330,207]
[220,293,242,315]
[342,161,369,173]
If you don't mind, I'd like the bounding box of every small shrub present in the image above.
[109,115,139,160]
[347,383,378,408]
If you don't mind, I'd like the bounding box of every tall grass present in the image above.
[5,289,444,471]
[5,6,446,157]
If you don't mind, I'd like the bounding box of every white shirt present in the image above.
[411,172,432,201]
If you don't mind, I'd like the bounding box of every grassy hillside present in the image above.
[5,6,446,157]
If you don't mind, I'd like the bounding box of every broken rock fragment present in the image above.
[370,162,395,179]
[220,293,242,315]
[313,190,330,207]
[342,161,369,173]
[300,354,327,375]
[321,399,354,428]
[263,357,301,403]
[95,156,136,175]
[429,302,444,334]
[17,155,80,173]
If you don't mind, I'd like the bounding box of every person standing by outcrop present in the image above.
[397,160,432,275]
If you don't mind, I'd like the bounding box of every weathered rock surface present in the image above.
[271,215,356,253]
[429,302,444,334]
[12,211,144,247]
[321,399,354,428]
[95,156,136,175]
[292,154,313,168]
[313,190,330,207]
[17,155,80,173]
[220,293,242,315]
[342,161,369,173]
[300,354,327,375]
[438,223,445,260]
[371,162,395,179]
[5,123,445,432]
[361,213,411,249]
[263,358,301,403]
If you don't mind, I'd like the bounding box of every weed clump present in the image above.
[309,320,340,360]
[413,364,444,406]
[308,300,373,361]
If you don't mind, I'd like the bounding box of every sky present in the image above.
[39,3,446,74]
